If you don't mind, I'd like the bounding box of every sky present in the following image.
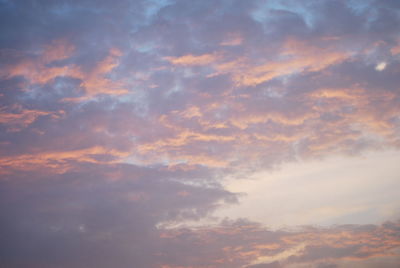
[0,0,400,267]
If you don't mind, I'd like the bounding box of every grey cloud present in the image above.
[0,162,237,268]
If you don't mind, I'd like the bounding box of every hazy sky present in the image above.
[1,0,400,267]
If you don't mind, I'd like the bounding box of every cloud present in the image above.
[164,53,219,66]
[0,42,127,100]
[0,0,399,192]
[0,0,400,267]
[0,146,130,173]
[246,261,282,268]
[0,162,237,268]
[157,220,400,268]
[0,106,56,131]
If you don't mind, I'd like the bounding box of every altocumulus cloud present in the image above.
[1,0,400,267]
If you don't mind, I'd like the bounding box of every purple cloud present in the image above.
[1,0,400,267]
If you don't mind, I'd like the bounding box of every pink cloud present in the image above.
[164,53,220,66]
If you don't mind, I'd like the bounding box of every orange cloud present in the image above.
[0,107,54,130]
[0,41,127,100]
[162,38,352,98]
[0,146,129,173]
[211,38,349,87]
[5,59,79,85]
[309,88,363,100]
[135,111,235,167]
[76,48,128,98]
[1,40,80,84]
[229,112,313,129]
[159,221,400,267]
[164,53,219,66]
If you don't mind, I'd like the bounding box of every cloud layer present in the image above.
[1,0,400,267]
